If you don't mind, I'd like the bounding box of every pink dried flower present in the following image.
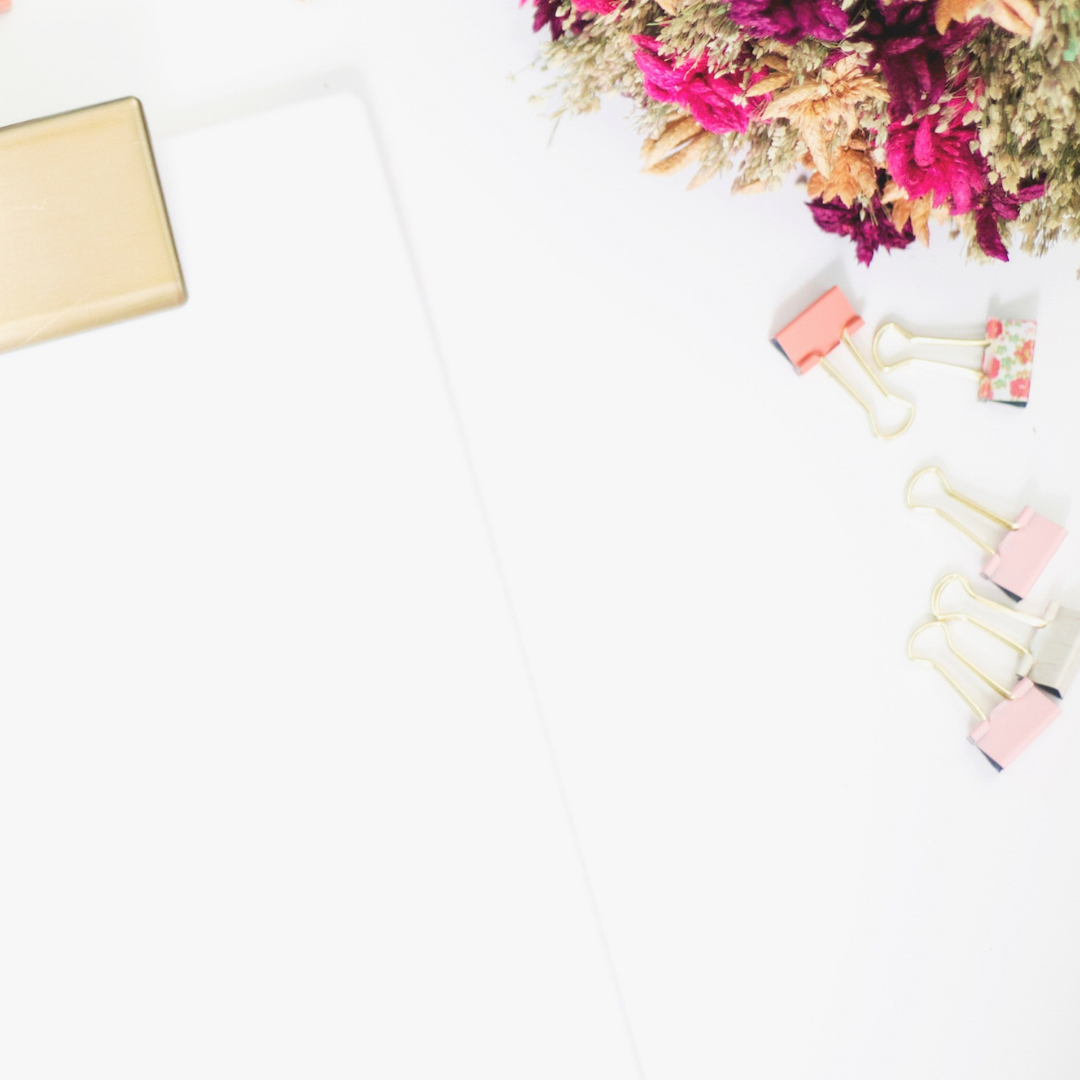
[573,0,620,10]
[886,112,987,213]
[809,194,916,265]
[633,37,759,134]
[726,0,848,46]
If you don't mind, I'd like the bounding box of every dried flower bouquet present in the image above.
[523,0,1080,263]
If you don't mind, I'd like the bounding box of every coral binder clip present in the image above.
[772,287,915,440]
[907,466,1067,600]
[873,318,1036,406]
[933,572,1080,698]
[908,618,1060,771]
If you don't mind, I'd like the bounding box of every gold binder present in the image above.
[0,97,186,353]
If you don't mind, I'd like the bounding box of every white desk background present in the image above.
[2,5,1079,1079]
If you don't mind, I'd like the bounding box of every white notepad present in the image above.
[0,92,637,1080]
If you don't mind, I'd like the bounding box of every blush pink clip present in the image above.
[909,618,1061,771]
[772,286,915,440]
[907,467,1067,601]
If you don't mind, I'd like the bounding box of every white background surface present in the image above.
[3,3,1080,1078]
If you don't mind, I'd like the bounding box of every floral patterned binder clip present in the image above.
[873,318,1036,406]
[772,286,915,440]
[907,467,1067,601]
[932,572,1080,699]
[908,617,1060,771]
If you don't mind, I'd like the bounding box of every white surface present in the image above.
[0,93,637,1080]
[3,4,1080,1078]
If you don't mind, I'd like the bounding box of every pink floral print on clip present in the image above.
[979,318,1036,406]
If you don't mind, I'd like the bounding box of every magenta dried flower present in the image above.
[633,37,759,134]
[726,0,848,46]
[973,181,1047,261]
[886,111,987,213]
[809,194,916,265]
[523,0,588,40]
[861,1,986,120]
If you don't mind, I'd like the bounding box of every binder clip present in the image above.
[908,618,1060,771]
[907,467,1067,600]
[772,287,915,440]
[933,572,1080,698]
[873,318,1036,406]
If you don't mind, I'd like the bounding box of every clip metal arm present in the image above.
[936,614,1033,696]
[819,330,915,441]
[873,322,989,378]
[907,466,1018,556]
[931,572,1047,630]
[908,620,992,722]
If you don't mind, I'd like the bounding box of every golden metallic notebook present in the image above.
[0,97,186,353]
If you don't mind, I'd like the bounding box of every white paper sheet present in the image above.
[0,92,639,1080]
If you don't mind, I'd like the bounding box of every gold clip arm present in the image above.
[937,614,1032,691]
[822,330,915,441]
[907,466,1019,555]
[931,572,1047,630]
[908,620,989,722]
[873,322,989,379]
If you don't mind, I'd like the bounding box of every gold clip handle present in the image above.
[931,572,1047,630]
[908,620,990,722]
[909,617,1020,721]
[873,322,989,379]
[820,330,915,441]
[937,613,1034,679]
[907,467,1019,555]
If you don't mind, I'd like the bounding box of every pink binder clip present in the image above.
[932,572,1080,699]
[772,287,915,440]
[907,466,1067,601]
[909,618,1060,771]
[873,318,1037,407]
